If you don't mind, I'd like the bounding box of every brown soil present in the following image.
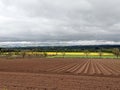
[0,58,120,90]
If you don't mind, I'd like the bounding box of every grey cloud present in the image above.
[0,0,120,44]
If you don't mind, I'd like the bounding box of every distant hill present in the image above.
[0,45,120,52]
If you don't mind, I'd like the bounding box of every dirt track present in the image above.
[0,58,120,90]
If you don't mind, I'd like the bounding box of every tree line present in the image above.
[0,48,120,59]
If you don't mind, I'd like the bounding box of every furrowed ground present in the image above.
[0,58,120,90]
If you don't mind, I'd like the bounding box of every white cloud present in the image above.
[0,40,120,47]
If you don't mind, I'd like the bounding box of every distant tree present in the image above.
[30,49,34,56]
[7,52,12,58]
[62,52,66,58]
[55,51,58,56]
[112,48,120,58]
[14,50,19,56]
[98,50,103,58]
[0,49,5,56]
[43,52,47,57]
[84,50,90,58]
[0,49,2,55]
[21,51,26,58]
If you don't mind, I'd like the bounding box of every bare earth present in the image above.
[0,58,120,90]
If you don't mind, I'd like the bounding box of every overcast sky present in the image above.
[0,0,120,45]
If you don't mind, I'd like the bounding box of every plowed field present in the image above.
[0,58,120,90]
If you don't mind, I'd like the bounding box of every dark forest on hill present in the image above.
[0,45,120,53]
